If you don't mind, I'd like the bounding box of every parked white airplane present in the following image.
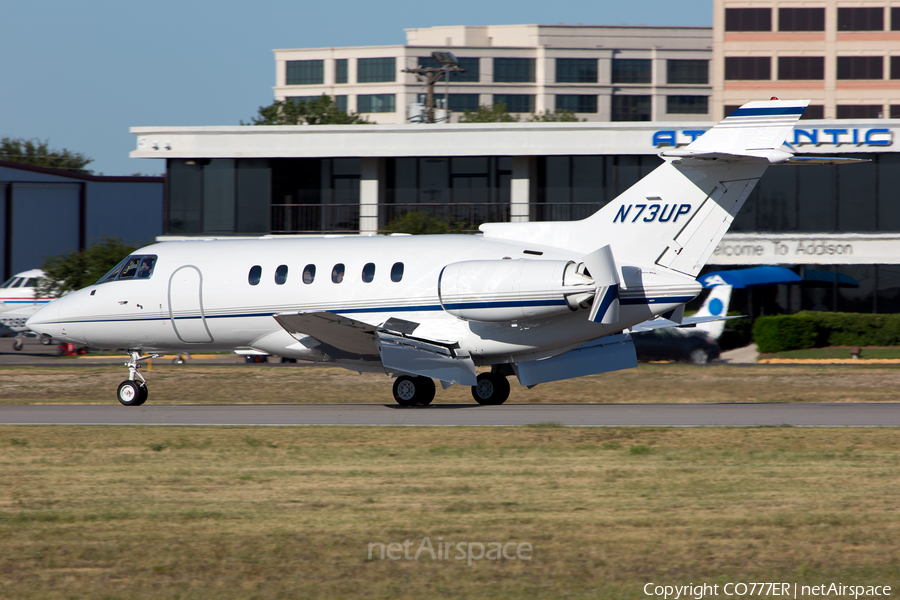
[0,269,54,350]
[27,100,840,407]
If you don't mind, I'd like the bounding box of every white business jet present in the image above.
[27,100,839,407]
[0,269,54,350]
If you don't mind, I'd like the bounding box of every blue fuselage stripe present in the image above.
[36,296,692,325]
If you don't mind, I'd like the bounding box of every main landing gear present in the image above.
[392,376,435,407]
[116,350,158,406]
[471,373,510,406]
[391,372,511,407]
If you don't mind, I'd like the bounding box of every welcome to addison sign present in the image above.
[709,234,900,266]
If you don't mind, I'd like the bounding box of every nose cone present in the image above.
[26,296,65,338]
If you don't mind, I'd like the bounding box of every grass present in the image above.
[3,363,900,405]
[760,347,900,360]
[0,426,898,599]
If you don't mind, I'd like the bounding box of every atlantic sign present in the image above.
[653,128,893,148]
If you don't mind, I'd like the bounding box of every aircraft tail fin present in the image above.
[480,100,810,278]
[693,285,733,340]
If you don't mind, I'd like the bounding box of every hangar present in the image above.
[0,161,164,281]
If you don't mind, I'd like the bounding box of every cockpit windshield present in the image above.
[95,255,158,284]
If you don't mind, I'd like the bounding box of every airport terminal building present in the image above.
[132,117,900,316]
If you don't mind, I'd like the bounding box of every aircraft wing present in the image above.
[273,311,477,385]
[628,314,743,333]
[273,311,380,361]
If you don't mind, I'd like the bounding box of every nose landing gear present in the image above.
[117,350,158,406]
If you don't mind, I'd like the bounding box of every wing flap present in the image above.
[376,332,477,386]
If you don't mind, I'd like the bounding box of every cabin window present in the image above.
[21,278,35,288]
[303,264,316,284]
[11,278,24,288]
[248,265,262,286]
[332,264,345,283]
[362,263,375,283]
[275,264,289,285]
[391,262,404,282]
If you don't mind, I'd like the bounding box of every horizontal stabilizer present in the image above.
[514,334,636,387]
[628,314,743,333]
[376,331,477,386]
[780,156,871,165]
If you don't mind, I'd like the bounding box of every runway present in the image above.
[1,403,899,427]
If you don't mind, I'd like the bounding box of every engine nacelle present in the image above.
[438,260,594,322]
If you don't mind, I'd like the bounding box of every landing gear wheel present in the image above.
[689,349,709,365]
[472,373,510,405]
[117,380,148,406]
[393,376,418,407]
[40,335,52,346]
[392,376,436,407]
[413,377,435,406]
[13,338,23,351]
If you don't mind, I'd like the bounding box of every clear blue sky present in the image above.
[1,0,711,176]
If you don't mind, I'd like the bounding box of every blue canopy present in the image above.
[802,269,860,288]
[699,266,803,289]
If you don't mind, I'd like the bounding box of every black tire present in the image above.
[688,348,709,365]
[392,376,419,407]
[471,373,510,405]
[13,338,23,351]
[117,380,147,406]
[413,376,435,406]
[137,383,149,405]
[40,335,52,346]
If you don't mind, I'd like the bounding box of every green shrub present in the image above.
[753,312,900,353]
[753,315,819,353]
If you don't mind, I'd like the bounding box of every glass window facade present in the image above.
[357,57,395,83]
[836,105,882,119]
[779,8,824,31]
[725,57,771,80]
[725,8,772,31]
[447,94,480,112]
[611,95,651,121]
[335,59,348,84]
[493,94,534,113]
[666,95,708,114]
[556,59,597,83]
[611,59,651,84]
[493,58,535,83]
[357,94,395,113]
[838,7,884,31]
[555,95,598,113]
[837,56,883,80]
[778,56,824,80]
[335,95,347,112]
[382,156,512,230]
[417,56,480,82]
[666,60,708,84]
[286,60,324,85]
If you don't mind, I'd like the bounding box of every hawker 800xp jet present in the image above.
[28,100,846,407]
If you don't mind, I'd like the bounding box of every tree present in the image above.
[38,237,137,298]
[458,103,519,123]
[529,109,582,122]
[246,95,371,125]
[382,211,467,235]
[0,137,93,173]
